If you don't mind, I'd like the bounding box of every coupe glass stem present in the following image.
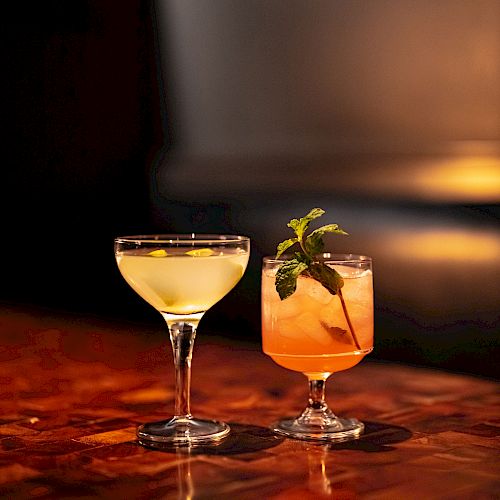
[162,313,203,419]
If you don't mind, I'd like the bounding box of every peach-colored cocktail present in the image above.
[262,259,373,377]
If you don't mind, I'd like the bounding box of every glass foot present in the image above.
[137,416,230,446]
[271,416,364,442]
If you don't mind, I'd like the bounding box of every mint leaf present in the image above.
[305,224,348,255]
[276,238,298,259]
[319,324,352,345]
[307,262,344,295]
[275,259,309,300]
[274,207,347,299]
[287,208,325,240]
[294,251,311,265]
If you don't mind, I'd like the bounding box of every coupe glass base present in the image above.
[137,416,230,446]
[271,416,364,442]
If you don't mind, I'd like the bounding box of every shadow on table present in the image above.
[327,421,412,452]
[139,422,285,455]
[138,421,411,455]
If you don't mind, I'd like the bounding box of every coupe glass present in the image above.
[262,254,373,441]
[115,234,250,445]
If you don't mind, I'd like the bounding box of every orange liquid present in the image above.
[262,265,373,376]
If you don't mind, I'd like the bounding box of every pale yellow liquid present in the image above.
[262,265,373,375]
[117,249,249,315]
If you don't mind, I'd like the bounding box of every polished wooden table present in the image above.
[1,305,498,499]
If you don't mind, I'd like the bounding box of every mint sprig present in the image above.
[274,208,361,350]
[275,208,347,299]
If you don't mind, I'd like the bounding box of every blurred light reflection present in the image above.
[387,229,500,261]
[413,156,500,202]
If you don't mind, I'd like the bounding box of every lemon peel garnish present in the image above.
[148,249,168,257]
[186,248,215,257]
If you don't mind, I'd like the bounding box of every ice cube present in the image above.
[297,277,333,305]
[318,297,348,330]
[275,296,304,319]
[295,311,332,347]
[279,318,302,339]
[341,272,373,306]
[319,296,372,349]
[334,265,372,279]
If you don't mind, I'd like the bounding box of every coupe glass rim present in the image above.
[263,253,371,264]
[115,234,249,245]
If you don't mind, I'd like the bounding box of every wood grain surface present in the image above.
[0,305,498,499]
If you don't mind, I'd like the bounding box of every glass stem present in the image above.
[296,376,336,427]
[308,378,328,412]
[163,313,203,419]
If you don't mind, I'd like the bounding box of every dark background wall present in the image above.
[3,1,162,318]
[2,1,499,378]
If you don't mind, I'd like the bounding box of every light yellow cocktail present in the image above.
[117,248,248,315]
[114,234,250,446]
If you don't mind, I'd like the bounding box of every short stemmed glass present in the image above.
[262,254,373,441]
[115,234,250,446]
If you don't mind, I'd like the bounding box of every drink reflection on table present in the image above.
[274,443,355,499]
[175,448,195,500]
[169,443,352,499]
[306,446,334,497]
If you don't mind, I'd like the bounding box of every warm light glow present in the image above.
[413,156,500,202]
[388,229,500,261]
